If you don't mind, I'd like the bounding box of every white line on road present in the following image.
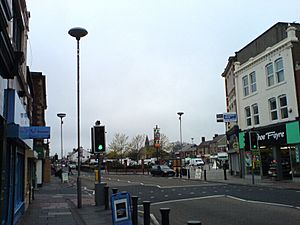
[226,195,299,209]
[151,195,225,206]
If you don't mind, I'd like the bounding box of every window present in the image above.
[266,63,274,87]
[249,72,257,93]
[245,106,251,126]
[242,75,249,96]
[269,97,278,120]
[275,58,284,83]
[279,95,288,119]
[252,104,260,125]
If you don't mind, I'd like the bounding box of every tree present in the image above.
[159,133,172,153]
[108,133,129,162]
[127,134,145,161]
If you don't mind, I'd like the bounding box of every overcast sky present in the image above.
[26,0,300,157]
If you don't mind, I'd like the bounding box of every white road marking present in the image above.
[151,195,225,206]
[164,195,168,198]
[226,195,299,209]
[190,192,195,195]
[178,193,182,196]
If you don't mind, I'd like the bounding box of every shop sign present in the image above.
[257,125,286,146]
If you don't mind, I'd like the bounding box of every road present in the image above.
[77,171,300,225]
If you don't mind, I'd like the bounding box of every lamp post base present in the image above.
[77,177,82,208]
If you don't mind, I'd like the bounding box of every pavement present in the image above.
[16,170,300,225]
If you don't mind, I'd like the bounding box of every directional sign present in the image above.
[19,126,51,139]
[223,112,237,122]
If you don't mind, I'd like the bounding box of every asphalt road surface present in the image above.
[77,172,300,225]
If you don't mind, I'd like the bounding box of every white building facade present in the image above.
[223,23,300,181]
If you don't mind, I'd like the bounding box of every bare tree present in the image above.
[108,133,129,162]
[160,133,172,153]
[127,134,145,161]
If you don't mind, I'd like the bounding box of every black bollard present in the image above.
[187,221,202,225]
[112,188,118,194]
[132,196,139,225]
[204,169,207,181]
[187,168,190,179]
[224,168,227,180]
[104,186,109,210]
[143,201,151,225]
[160,208,170,225]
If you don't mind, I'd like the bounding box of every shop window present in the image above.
[245,106,251,126]
[279,95,288,119]
[252,103,259,125]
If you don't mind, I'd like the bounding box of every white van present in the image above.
[186,158,205,166]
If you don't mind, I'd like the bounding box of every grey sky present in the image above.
[26,0,300,156]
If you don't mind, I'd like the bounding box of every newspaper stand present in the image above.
[111,191,132,225]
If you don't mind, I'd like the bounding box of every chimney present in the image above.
[214,134,218,138]
[201,137,205,142]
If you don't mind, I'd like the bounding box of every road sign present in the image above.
[223,112,237,122]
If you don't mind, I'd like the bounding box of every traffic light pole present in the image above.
[249,132,255,185]
[98,153,101,183]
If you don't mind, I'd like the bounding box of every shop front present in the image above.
[240,121,300,181]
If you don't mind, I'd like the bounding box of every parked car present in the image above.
[150,165,175,177]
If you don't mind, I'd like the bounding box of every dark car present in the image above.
[150,165,175,177]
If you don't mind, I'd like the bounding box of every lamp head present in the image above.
[177,112,184,117]
[68,27,88,40]
[57,113,66,119]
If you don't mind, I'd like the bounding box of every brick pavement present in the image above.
[16,175,111,225]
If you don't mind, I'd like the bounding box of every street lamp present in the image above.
[57,113,66,160]
[68,27,88,209]
[177,112,184,178]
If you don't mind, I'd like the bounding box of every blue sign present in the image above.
[111,192,132,225]
[20,126,51,139]
[223,112,237,122]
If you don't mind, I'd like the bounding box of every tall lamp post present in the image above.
[68,27,88,209]
[57,113,66,160]
[177,112,184,178]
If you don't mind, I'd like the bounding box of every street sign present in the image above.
[223,112,237,122]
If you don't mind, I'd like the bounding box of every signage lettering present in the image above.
[258,131,285,141]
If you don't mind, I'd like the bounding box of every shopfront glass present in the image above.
[290,145,300,178]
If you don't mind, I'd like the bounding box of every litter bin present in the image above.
[95,182,107,206]
[181,168,187,176]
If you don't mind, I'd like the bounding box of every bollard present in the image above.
[187,168,190,179]
[187,221,202,225]
[112,188,118,194]
[143,201,151,225]
[104,186,109,210]
[160,208,170,225]
[204,169,207,181]
[224,168,227,180]
[132,196,139,225]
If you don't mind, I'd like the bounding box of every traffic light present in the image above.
[250,132,258,149]
[244,132,250,151]
[94,126,106,153]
